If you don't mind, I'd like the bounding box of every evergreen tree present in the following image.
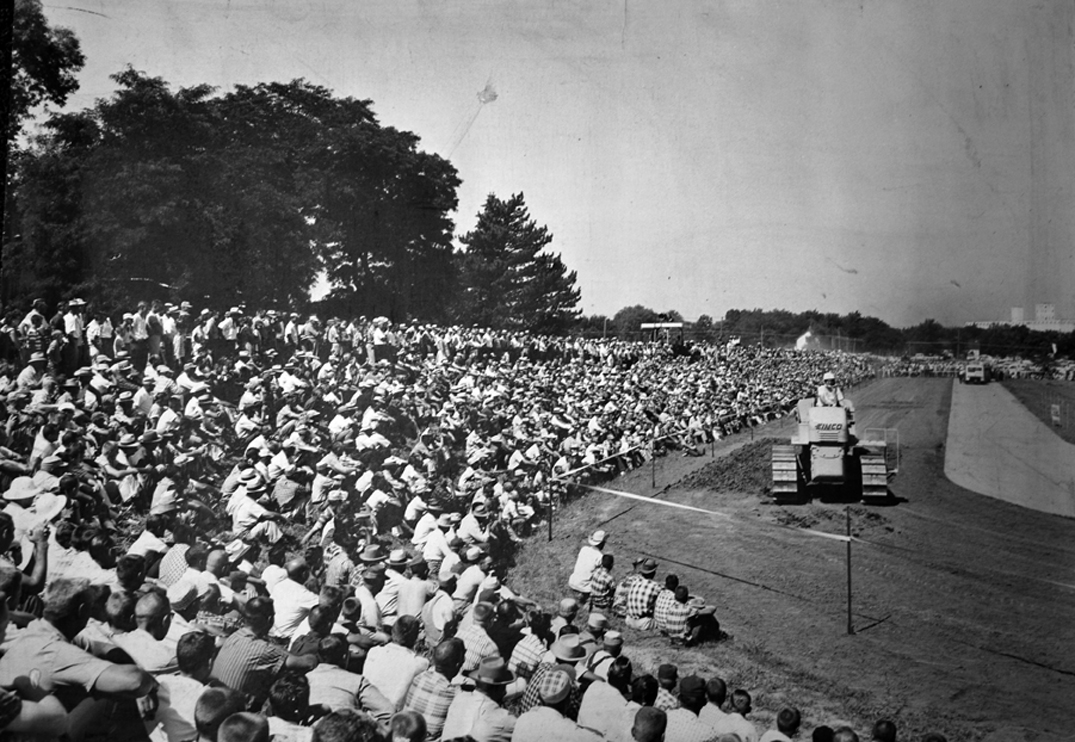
[456,193,580,333]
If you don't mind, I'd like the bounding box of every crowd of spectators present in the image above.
[0,296,933,742]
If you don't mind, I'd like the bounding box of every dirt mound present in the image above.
[677,438,776,493]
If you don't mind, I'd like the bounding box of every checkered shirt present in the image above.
[625,577,661,620]
[655,686,681,712]
[518,662,581,718]
[508,633,547,680]
[457,623,501,674]
[589,566,615,611]
[654,589,678,630]
[403,668,457,741]
[157,544,191,587]
[661,600,695,639]
[665,707,721,742]
[612,573,644,616]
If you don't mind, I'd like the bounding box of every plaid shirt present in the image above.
[613,573,644,616]
[660,600,695,639]
[654,589,677,630]
[457,623,501,674]
[655,686,681,712]
[157,544,190,587]
[625,578,661,620]
[518,662,581,718]
[403,668,457,741]
[589,566,615,610]
[508,633,547,680]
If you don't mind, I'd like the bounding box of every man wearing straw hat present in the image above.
[568,529,608,604]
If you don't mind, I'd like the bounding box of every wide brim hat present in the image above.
[387,549,409,567]
[358,544,388,564]
[550,634,587,664]
[31,492,68,523]
[469,656,514,686]
[639,558,658,576]
[3,477,39,502]
[587,529,608,547]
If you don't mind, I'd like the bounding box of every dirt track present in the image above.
[511,378,1075,742]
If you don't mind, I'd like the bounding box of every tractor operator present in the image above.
[816,371,856,438]
[815,371,852,409]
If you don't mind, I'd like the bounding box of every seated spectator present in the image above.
[402,638,464,742]
[513,667,603,741]
[266,673,316,742]
[149,631,217,742]
[655,664,681,712]
[0,578,156,724]
[210,596,318,711]
[305,635,394,729]
[311,708,383,742]
[457,602,501,674]
[549,597,579,637]
[389,710,426,742]
[218,712,270,742]
[194,687,246,742]
[761,707,802,742]
[872,720,897,742]
[624,559,661,630]
[508,610,552,681]
[699,677,728,730]
[712,689,759,742]
[665,675,713,742]
[584,629,625,681]
[834,728,860,742]
[578,656,635,739]
[589,554,615,613]
[441,656,516,742]
[632,706,669,742]
[112,590,179,675]
[362,616,429,710]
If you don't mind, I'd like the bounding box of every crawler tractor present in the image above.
[770,399,897,503]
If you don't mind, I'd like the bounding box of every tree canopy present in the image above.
[6,70,461,317]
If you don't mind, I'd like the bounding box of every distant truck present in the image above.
[964,362,989,384]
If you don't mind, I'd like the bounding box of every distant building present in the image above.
[968,303,1075,333]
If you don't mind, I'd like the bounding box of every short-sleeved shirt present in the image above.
[209,627,288,708]
[0,619,113,702]
[403,668,457,741]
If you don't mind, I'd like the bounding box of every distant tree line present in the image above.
[577,306,1075,358]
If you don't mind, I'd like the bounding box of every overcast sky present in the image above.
[40,0,1075,327]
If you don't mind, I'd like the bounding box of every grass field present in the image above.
[1001,378,1075,445]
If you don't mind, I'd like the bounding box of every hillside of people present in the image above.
[0,297,919,742]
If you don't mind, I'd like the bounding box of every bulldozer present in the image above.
[770,399,897,503]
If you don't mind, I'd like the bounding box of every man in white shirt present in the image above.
[269,558,320,641]
[362,615,430,710]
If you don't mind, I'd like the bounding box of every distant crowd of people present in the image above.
[0,295,942,742]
